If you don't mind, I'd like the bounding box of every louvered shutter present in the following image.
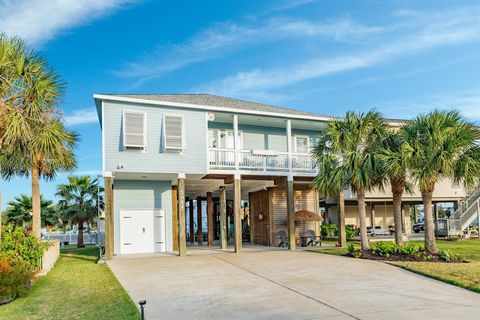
[123,111,146,148]
[164,115,184,150]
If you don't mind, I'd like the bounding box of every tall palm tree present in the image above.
[0,33,78,238]
[380,132,412,244]
[5,194,58,230]
[313,125,348,247]
[314,110,387,250]
[56,176,103,248]
[401,110,480,253]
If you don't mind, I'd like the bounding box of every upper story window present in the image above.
[294,136,309,153]
[123,110,146,149]
[163,115,185,150]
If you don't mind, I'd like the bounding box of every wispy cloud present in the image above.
[0,0,137,46]
[113,17,384,81]
[381,88,480,121]
[64,108,98,126]
[201,6,480,100]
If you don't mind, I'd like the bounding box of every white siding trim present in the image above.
[102,101,105,173]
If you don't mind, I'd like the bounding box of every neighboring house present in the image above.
[94,94,469,257]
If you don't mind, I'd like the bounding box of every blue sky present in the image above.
[1,0,479,208]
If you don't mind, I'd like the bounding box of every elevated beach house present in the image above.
[94,94,471,258]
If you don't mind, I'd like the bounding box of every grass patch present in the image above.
[311,238,480,293]
[0,245,140,320]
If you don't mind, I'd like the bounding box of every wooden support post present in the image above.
[172,186,179,251]
[177,175,187,256]
[234,175,242,253]
[249,193,255,244]
[197,196,203,246]
[189,199,194,244]
[207,192,214,246]
[219,186,227,249]
[287,176,296,250]
[104,175,114,260]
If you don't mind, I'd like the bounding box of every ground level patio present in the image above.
[107,248,480,320]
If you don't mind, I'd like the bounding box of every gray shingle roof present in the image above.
[110,93,331,118]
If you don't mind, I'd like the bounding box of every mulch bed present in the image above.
[347,250,466,263]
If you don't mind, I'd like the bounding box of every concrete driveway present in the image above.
[107,249,480,320]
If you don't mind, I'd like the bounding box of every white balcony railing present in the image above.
[208,148,316,173]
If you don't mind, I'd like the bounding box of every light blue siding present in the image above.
[113,180,172,254]
[103,100,208,174]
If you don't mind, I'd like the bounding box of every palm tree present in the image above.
[56,176,103,248]
[0,34,78,238]
[313,110,387,250]
[5,194,59,230]
[380,132,411,244]
[401,110,480,253]
[312,125,348,247]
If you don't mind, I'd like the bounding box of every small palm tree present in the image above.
[314,110,387,250]
[0,34,78,238]
[313,125,348,247]
[56,176,103,248]
[380,132,412,244]
[402,110,480,253]
[5,194,59,230]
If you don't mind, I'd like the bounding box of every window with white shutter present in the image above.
[163,115,184,150]
[123,110,146,149]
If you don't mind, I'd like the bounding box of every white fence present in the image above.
[43,232,100,245]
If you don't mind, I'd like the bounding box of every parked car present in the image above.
[413,222,425,233]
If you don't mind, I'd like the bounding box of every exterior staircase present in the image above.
[436,188,480,237]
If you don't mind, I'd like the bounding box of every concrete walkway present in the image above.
[107,250,480,320]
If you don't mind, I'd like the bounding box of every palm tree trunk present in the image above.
[422,190,437,253]
[357,189,369,250]
[337,190,346,247]
[31,160,41,238]
[392,184,404,244]
[77,221,85,248]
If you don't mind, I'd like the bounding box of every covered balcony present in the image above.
[206,112,324,175]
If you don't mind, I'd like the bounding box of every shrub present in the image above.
[395,243,420,256]
[347,242,362,258]
[372,241,394,257]
[0,257,34,303]
[439,249,451,262]
[0,224,49,270]
[320,224,338,238]
[345,225,356,240]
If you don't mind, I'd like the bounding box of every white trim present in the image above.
[93,94,403,126]
[94,94,333,122]
[286,120,292,173]
[101,101,105,173]
[162,114,185,151]
[122,109,147,149]
[205,112,210,173]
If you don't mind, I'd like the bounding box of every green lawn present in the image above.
[0,245,140,320]
[311,239,480,293]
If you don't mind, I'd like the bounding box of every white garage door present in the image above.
[120,209,166,254]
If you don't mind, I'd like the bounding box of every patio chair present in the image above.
[305,230,321,247]
[278,230,289,248]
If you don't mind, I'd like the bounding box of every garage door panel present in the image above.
[154,209,166,252]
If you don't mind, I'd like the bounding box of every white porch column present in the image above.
[286,119,293,173]
[233,115,240,171]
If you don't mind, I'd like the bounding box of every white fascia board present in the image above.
[93,94,332,122]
